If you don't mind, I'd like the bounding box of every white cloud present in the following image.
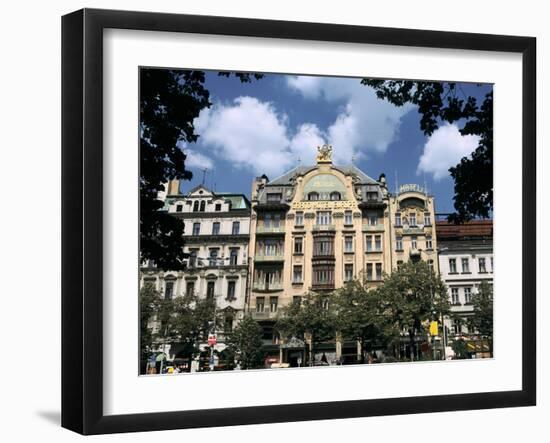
[184,150,214,170]
[289,123,326,164]
[194,97,293,176]
[286,76,414,161]
[194,76,414,177]
[417,123,480,180]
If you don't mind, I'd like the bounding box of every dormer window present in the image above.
[215,203,222,211]
[330,191,341,201]
[193,201,199,212]
[367,192,378,201]
[176,204,183,212]
[199,201,206,212]
[308,192,319,201]
[267,193,282,202]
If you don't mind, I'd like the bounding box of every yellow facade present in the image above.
[248,147,438,332]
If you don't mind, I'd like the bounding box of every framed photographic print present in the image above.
[61,8,536,435]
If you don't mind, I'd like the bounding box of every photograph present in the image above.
[138,68,494,375]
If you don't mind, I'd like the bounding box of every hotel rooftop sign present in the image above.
[399,184,425,194]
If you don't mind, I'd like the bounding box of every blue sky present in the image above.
[178,71,492,214]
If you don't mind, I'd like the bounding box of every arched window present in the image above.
[193,201,199,212]
[200,200,206,212]
[330,191,341,201]
[308,192,319,201]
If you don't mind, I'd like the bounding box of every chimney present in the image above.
[167,179,180,195]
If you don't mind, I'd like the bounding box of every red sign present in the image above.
[208,334,217,346]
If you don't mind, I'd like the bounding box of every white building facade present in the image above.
[436,219,493,357]
[140,181,251,362]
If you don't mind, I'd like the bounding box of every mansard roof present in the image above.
[267,164,378,186]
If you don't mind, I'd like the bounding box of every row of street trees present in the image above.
[140,261,494,371]
[276,260,451,363]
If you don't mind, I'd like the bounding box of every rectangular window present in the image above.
[344,236,353,253]
[449,258,457,273]
[368,214,378,226]
[267,193,282,202]
[313,267,334,285]
[270,297,278,313]
[294,237,303,254]
[314,237,333,256]
[188,250,197,267]
[395,213,402,226]
[212,222,220,235]
[366,235,373,252]
[192,222,200,236]
[396,236,403,250]
[226,280,236,301]
[209,249,219,266]
[411,236,417,249]
[293,265,303,283]
[273,214,281,228]
[367,191,378,201]
[344,210,353,225]
[215,203,222,211]
[375,235,382,251]
[344,264,353,282]
[451,287,459,304]
[229,248,238,266]
[256,297,265,313]
[424,213,431,226]
[479,257,487,273]
[207,281,215,298]
[452,318,462,334]
[264,214,271,228]
[464,287,472,303]
[295,211,304,226]
[409,212,417,226]
[366,263,373,280]
[232,221,240,235]
[185,281,194,297]
[426,235,433,250]
[224,316,233,333]
[375,263,382,280]
[428,259,434,272]
[462,257,470,273]
[176,204,183,212]
[165,281,174,300]
[316,211,332,225]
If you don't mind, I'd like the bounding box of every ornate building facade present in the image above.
[436,218,493,358]
[140,181,251,361]
[247,146,439,365]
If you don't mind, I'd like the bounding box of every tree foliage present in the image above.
[139,282,162,359]
[374,261,450,360]
[226,315,265,369]
[332,280,385,362]
[140,69,263,269]
[361,79,492,222]
[275,292,337,362]
[468,281,493,339]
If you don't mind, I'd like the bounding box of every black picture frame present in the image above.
[62,8,536,435]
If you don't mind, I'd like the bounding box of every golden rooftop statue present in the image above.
[316,144,333,164]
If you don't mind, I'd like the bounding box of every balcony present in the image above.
[256,225,285,235]
[401,226,425,235]
[254,253,284,262]
[313,224,335,232]
[362,223,385,232]
[252,282,284,292]
[311,282,335,290]
[251,310,279,320]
